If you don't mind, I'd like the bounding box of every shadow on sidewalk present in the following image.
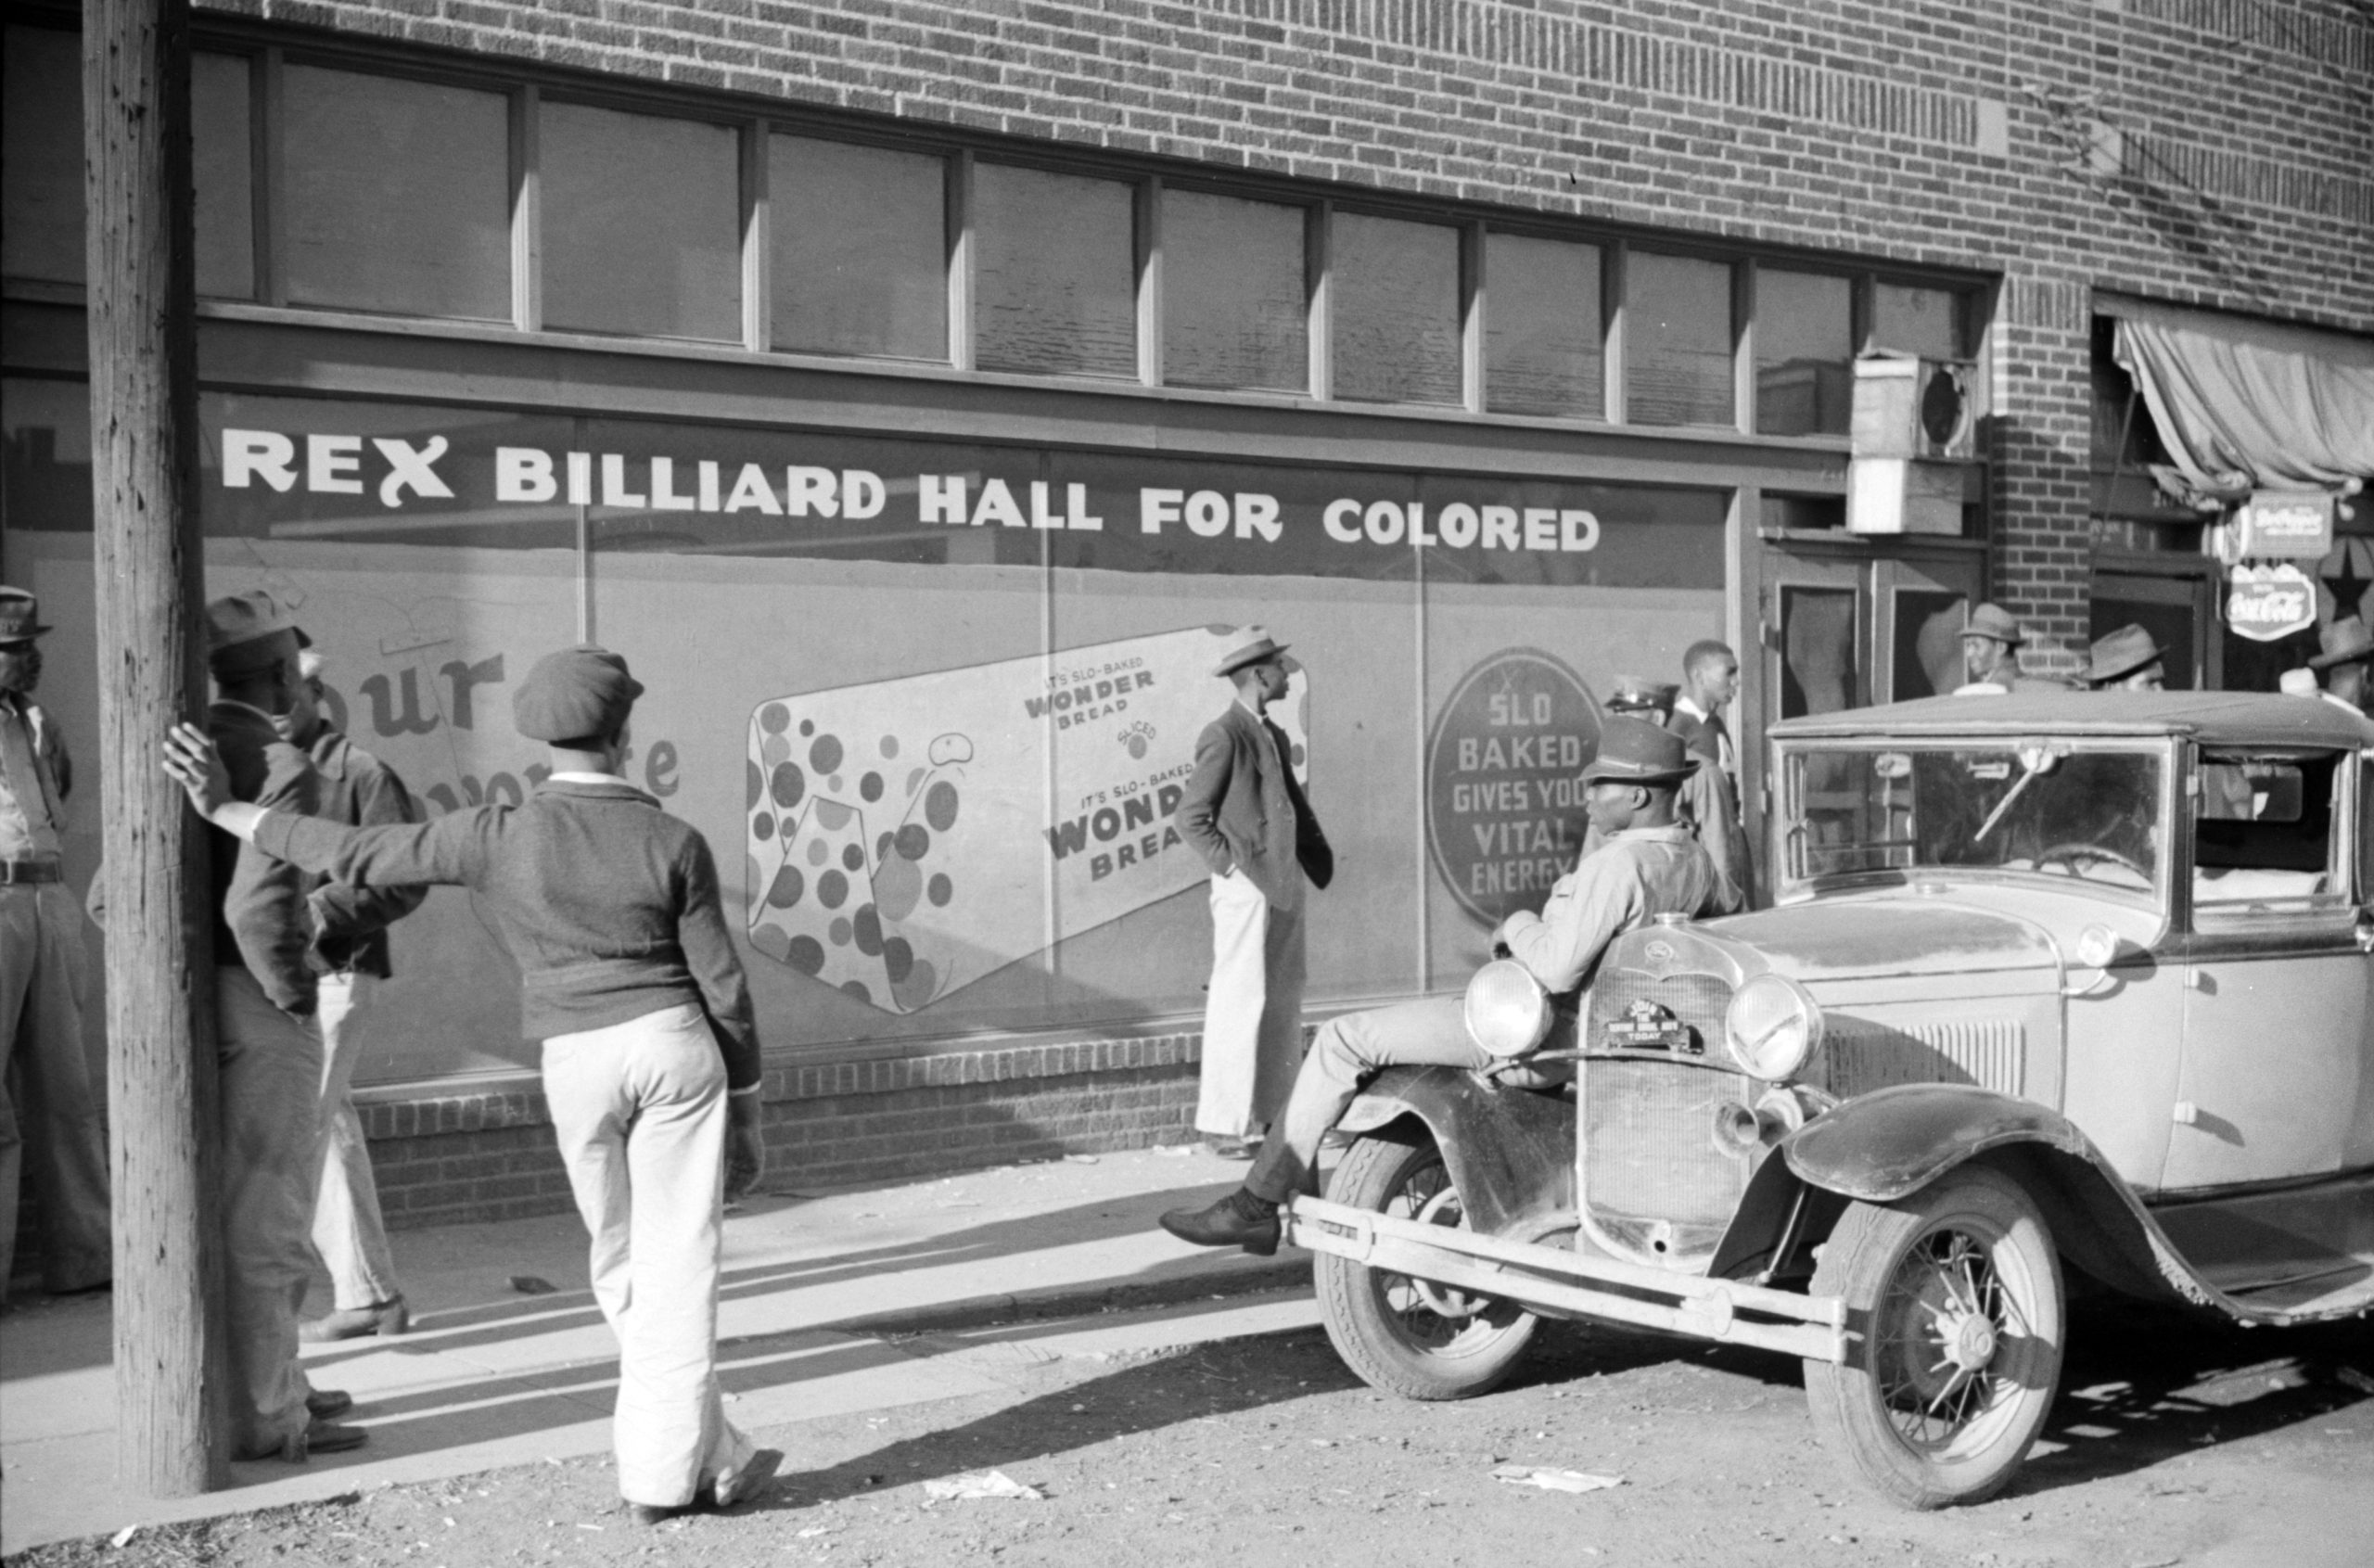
[300,1177,1247,1374]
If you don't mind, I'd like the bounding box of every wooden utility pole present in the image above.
[84,0,228,1495]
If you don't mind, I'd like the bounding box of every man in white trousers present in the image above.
[1174,628,1334,1160]
[279,644,426,1342]
[167,645,773,1523]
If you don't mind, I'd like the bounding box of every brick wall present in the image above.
[361,1027,1214,1230]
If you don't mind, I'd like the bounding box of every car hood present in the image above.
[1710,897,2061,984]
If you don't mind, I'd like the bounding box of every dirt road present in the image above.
[17,1294,2369,1568]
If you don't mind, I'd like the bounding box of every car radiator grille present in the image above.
[1581,1059,1754,1230]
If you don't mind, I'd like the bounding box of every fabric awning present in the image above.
[2108,302,2374,506]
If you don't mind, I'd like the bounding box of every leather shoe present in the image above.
[306,1388,354,1421]
[714,1447,783,1509]
[303,1420,368,1455]
[300,1296,408,1343]
[1158,1191,1280,1256]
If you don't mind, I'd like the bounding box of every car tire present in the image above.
[1803,1164,2065,1511]
[1314,1128,1538,1402]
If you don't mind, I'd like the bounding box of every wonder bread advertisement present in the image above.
[744,625,1310,1014]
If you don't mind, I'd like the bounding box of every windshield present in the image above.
[1780,744,2164,895]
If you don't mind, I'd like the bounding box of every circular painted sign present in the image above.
[1425,649,1604,926]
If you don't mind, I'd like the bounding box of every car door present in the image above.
[2162,746,2370,1191]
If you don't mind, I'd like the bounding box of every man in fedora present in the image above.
[1953,604,2055,694]
[1605,674,1742,914]
[0,586,112,1307]
[1158,717,1719,1254]
[2308,615,2374,715]
[1175,627,1334,1160]
[2085,624,2167,692]
[195,589,365,1458]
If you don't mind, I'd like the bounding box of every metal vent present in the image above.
[1825,1018,2024,1097]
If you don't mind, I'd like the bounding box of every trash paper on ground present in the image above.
[923,1470,1046,1501]
[1492,1465,1623,1494]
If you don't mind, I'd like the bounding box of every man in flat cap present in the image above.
[2307,615,2374,717]
[0,586,111,1307]
[1159,718,1720,1254]
[1604,675,1742,914]
[1175,627,1334,1161]
[279,642,428,1345]
[2085,624,2167,692]
[188,589,365,1459]
[166,644,774,1525]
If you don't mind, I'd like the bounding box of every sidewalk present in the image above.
[0,1146,1312,1555]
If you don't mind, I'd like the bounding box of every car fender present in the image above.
[1336,1064,1576,1239]
[1767,1082,2325,1323]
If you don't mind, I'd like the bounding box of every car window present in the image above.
[1780,744,2163,895]
[2192,751,2344,911]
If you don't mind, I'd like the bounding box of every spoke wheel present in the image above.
[1805,1166,2064,1510]
[1315,1130,1537,1401]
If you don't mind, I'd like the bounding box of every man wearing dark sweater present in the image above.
[166,645,772,1523]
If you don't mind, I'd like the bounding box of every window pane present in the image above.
[974,163,1136,378]
[193,53,254,300]
[544,102,740,341]
[1894,587,1969,700]
[1333,212,1461,406]
[772,136,945,361]
[1162,189,1307,391]
[282,66,508,320]
[1484,232,1602,418]
[2,25,83,284]
[1755,268,1852,436]
[1872,281,1967,359]
[1627,252,1733,427]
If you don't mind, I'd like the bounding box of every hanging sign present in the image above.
[2226,563,2318,643]
[2233,491,2336,560]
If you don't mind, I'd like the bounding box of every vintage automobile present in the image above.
[1283,688,2374,1509]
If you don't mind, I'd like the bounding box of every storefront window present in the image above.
[1161,188,1308,392]
[2,26,85,286]
[1,31,254,296]
[192,53,256,300]
[542,101,741,342]
[1484,232,1603,419]
[1332,211,1461,406]
[1627,251,1734,427]
[1755,267,1853,437]
[771,135,947,362]
[974,162,1137,378]
[283,65,510,322]
[1872,281,1968,360]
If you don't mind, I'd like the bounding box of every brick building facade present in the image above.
[4,0,2368,1241]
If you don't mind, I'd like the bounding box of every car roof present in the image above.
[1770,688,2374,750]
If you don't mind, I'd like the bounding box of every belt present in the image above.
[0,858,64,885]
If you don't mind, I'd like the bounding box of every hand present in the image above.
[162,721,231,819]
[723,1092,767,1203]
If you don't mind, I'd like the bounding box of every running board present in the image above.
[1282,1194,1849,1364]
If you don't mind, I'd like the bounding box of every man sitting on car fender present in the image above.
[1158,718,1721,1256]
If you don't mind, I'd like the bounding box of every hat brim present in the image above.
[1214,642,1288,677]
[0,622,54,643]
[2087,646,2163,684]
[1579,758,1698,787]
[2309,643,2374,669]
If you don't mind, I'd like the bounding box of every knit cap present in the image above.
[512,646,644,744]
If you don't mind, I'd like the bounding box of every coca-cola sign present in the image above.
[2226,564,2318,643]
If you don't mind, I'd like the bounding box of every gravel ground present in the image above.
[14,1296,2369,1568]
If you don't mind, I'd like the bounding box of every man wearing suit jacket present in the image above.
[1668,639,1753,908]
[1174,627,1333,1159]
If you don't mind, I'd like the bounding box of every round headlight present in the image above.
[1462,959,1553,1059]
[1723,975,1823,1081]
